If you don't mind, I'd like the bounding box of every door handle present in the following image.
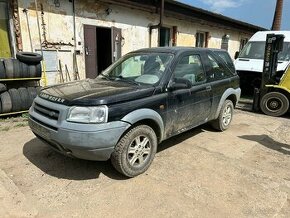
[206,86,212,91]
[85,47,89,56]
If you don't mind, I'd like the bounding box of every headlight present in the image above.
[67,106,108,123]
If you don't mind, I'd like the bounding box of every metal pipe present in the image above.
[34,0,43,56]
[23,9,33,52]
[72,0,78,80]
[72,0,76,49]
[160,0,164,27]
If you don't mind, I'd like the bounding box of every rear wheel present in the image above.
[211,100,234,131]
[111,125,157,177]
[260,92,289,117]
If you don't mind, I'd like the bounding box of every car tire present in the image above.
[4,59,14,78]
[260,92,289,117]
[8,89,22,112]
[18,87,30,110]
[0,91,12,113]
[27,87,37,105]
[0,83,7,92]
[211,100,234,131]
[12,59,21,78]
[20,62,29,78]
[16,52,43,64]
[35,63,42,77]
[111,125,157,177]
[0,60,5,79]
[28,65,37,78]
[36,86,42,95]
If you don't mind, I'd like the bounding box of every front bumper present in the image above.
[28,97,131,161]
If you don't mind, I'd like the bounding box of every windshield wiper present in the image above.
[100,73,113,81]
[113,75,140,86]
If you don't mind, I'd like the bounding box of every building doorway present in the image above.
[84,25,121,79]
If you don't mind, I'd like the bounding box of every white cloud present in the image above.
[199,0,245,12]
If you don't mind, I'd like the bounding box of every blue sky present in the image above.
[179,0,290,30]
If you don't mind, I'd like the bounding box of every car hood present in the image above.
[39,78,155,106]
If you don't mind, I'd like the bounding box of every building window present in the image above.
[196,32,209,48]
[221,34,230,51]
[159,27,170,47]
[0,0,11,58]
[196,32,205,47]
[240,38,248,51]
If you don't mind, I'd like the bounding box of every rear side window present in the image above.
[207,53,233,81]
[173,54,206,85]
[214,51,236,74]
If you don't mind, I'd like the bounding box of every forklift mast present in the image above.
[253,34,284,111]
[261,34,285,88]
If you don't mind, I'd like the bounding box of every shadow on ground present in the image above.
[23,125,206,181]
[239,134,290,155]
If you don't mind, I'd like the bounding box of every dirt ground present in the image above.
[0,110,290,218]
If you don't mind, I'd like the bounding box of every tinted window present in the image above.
[207,54,233,81]
[173,55,206,85]
[214,50,236,74]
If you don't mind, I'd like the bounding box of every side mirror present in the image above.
[234,51,240,59]
[168,77,192,91]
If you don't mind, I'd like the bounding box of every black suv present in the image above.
[29,47,240,177]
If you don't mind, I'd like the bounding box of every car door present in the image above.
[166,53,212,136]
[204,51,235,116]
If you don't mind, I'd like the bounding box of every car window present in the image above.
[207,53,233,81]
[172,54,206,85]
[106,53,173,85]
[214,51,236,74]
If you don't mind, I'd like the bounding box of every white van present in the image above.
[234,31,290,93]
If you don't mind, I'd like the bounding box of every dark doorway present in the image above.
[159,27,170,47]
[84,26,121,79]
[96,27,112,74]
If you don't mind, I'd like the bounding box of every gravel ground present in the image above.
[0,110,290,218]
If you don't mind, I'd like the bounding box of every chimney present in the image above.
[271,0,284,30]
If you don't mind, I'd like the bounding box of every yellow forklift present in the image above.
[253,34,290,117]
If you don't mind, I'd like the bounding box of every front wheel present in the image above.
[211,100,234,131]
[111,125,157,177]
[260,92,289,117]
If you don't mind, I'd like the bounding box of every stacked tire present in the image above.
[0,52,42,79]
[0,52,43,115]
[0,86,41,114]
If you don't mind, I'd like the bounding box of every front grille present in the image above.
[34,103,60,120]
[30,116,58,131]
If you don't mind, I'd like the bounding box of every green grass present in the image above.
[0,126,11,131]
[14,122,28,128]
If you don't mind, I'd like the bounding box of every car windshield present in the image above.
[239,41,290,61]
[100,53,173,85]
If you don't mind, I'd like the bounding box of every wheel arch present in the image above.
[121,108,164,143]
[214,88,241,119]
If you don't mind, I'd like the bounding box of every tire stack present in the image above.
[0,52,42,79]
[0,52,43,115]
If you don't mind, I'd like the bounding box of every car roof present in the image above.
[130,47,225,55]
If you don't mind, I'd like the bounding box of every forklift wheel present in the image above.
[260,92,289,117]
